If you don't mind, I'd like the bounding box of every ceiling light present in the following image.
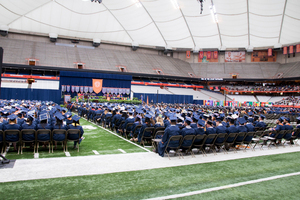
[170,0,180,9]
[133,0,142,7]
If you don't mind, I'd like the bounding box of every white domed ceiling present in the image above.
[1,0,300,50]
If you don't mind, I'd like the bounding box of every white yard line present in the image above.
[34,153,39,159]
[118,149,126,153]
[80,116,152,153]
[145,172,300,200]
[65,152,71,157]
[92,150,99,155]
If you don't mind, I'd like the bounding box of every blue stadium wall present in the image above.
[133,93,193,104]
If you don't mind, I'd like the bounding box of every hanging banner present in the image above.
[93,79,103,94]
[198,52,218,62]
[213,51,218,59]
[207,51,211,59]
[75,86,79,93]
[89,86,93,93]
[71,86,75,93]
[225,51,246,62]
[66,85,70,92]
[268,48,272,57]
[296,44,300,53]
[61,85,66,92]
[126,88,130,95]
[80,86,84,93]
[102,87,107,94]
[283,46,288,55]
[84,86,89,93]
[199,51,204,59]
[289,45,294,54]
[186,51,191,59]
[251,50,277,62]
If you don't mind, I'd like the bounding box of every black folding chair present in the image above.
[204,134,217,154]
[21,129,36,154]
[290,128,300,145]
[242,132,255,151]
[140,127,155,146]
[66,129,81,152]
[224,132,238,152]
[164,135,183,160]
[192,134,207,156]
[268,130,286,148]
[180,135,195,157]
[213,133,228,154]
[152,130,164,150]
[132,124,142,138]
[124,123,134,139]
[282,129,293,147]
[4,130,21,154]
[36,129,52,153]
[234,132,246,152]
[52,129,67,153]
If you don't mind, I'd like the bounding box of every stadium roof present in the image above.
[1,0,300,50]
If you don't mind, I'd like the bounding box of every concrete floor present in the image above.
[1,144,300,183]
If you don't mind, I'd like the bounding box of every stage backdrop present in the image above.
[60,71,132,101]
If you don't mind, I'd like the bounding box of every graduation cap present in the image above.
[243,115,249,120]
[72,115,81,122]
[170,116,177,121]
[260,114,266,120]
[197,119,205,127]
[185,117,193,123]
[7,114,17,121]
[27,114,34,121]
[145,114,152,119]
[39,113,48,122]
[55,112,65,121]
[206,120,213,126]
[66,112,72,118]
[216,117,222,122]
[238,117,246,124]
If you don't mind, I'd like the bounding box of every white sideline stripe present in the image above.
[92,150,99,155]
[145,172,300,200]
[118,149,126,154]
[65,152,71,157]
[34,153,39,159]
[80,116,151,153]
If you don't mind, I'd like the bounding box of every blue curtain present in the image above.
[134,93,193,104]
[193,100,204,105]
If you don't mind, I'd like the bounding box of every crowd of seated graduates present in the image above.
[75,102,300,157]
[0,100,84,152]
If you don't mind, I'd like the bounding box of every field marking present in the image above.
[34,153,39,159]
[65,152,71,157]
[118,149,126,154]
[79,116,152,153]
[92,150,99,155]
[145,171,300,200]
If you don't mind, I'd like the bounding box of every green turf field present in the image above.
[1,152,300,200]
[5,119,147,160]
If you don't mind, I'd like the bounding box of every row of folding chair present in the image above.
[0,129,81,155]
[161,131,256,159]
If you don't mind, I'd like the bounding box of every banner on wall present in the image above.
[289,45,294,54]
[186,51,191,59]
[283,47,288,55]
[251,50,277,62]
[198,51,218,63]
[213,51,218,59]
[296,44,300,53]
[93,79,103,94]
[225,51,245,62]
[268,48,272,57]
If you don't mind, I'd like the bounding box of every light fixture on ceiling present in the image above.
[133,0,142,8]
[170,0,180,9]
[91,0,102,4]
[210,0,218,23]
[197,0,205,14]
